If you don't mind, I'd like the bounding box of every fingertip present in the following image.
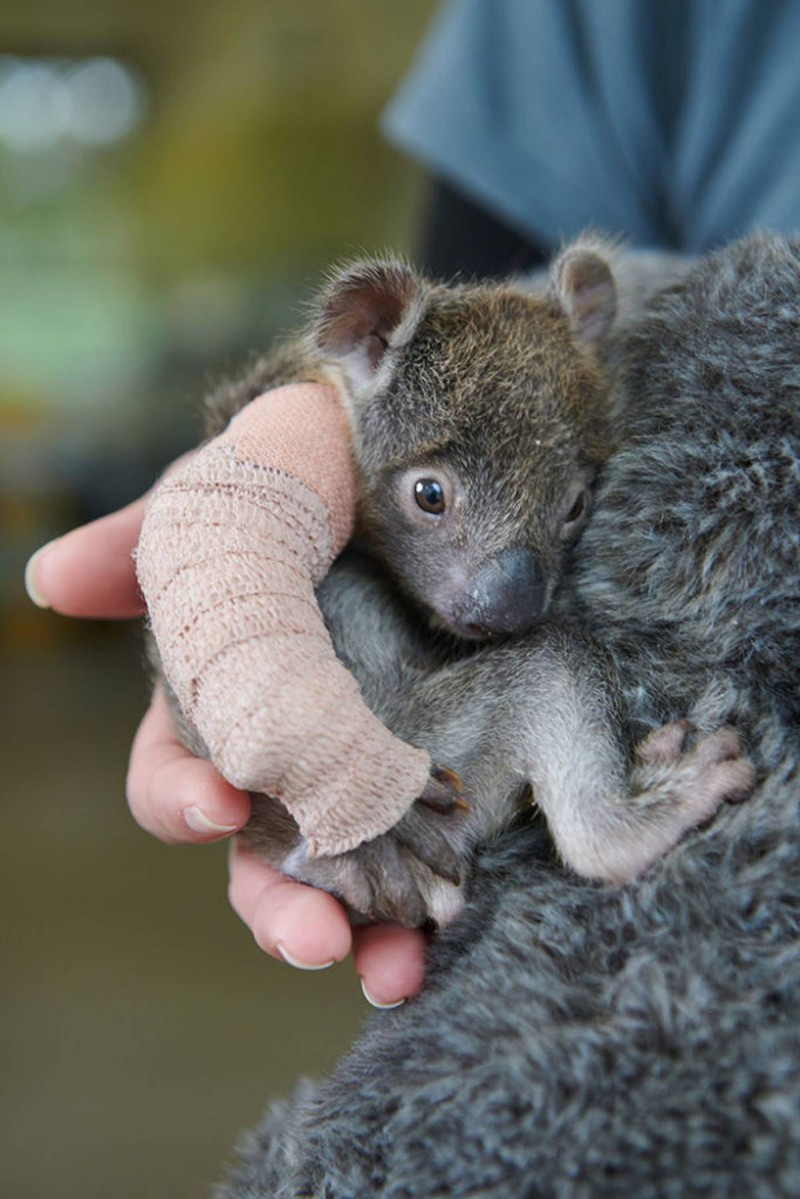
[177,762,252,839]
[276,944,337,971]
[127,694,251,844]
[24,541,56,609]
[354,923,427,1007]
[182,809,240,838]
[228,841,353,969]
[148,756,251,844]
[253,884,353,968]
[25,498,149,619]
[360,978,405,1010]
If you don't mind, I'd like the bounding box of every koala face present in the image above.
[367,465,593,640]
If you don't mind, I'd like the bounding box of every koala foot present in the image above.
[566,724,755,887]
[618,724,755,882]
[281,773,472,928]
[630,723,755,815]
[634,718,696,765]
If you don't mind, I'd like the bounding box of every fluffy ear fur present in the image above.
[309,260,428,393]
[550,239,618,347]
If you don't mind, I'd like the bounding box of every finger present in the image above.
[25,496,149,619]
[229,840,352,969]
[353,922,427,1008]
[126,688,251,843]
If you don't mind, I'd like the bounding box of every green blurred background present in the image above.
[1,3,437,1195]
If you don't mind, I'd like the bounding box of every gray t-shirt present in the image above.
[384,0,800,252]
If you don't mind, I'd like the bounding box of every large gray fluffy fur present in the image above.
[217,233,800,1198]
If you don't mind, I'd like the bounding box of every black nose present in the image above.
[454,548,546,637]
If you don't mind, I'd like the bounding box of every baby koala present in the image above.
[193,238,753,927]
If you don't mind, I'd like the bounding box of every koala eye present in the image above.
[559,486,592,539]
[414,477,446,514]
[565,491,587,524]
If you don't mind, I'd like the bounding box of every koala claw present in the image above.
[433,765,466,793]
[418,765,470,815]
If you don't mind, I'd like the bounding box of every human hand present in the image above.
[25,495,427,1006]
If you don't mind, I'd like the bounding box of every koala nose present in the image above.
[454,548,546,638]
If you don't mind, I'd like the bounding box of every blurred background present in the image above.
[1,2,437,1195]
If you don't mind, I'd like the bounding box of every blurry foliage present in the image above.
[129,0,433,273]
[0,0,436,627]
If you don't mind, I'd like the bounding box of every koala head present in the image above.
[307,241,618,639]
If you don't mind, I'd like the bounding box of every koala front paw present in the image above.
[281,776,472,929]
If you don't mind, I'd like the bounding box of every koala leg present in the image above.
[340,621,756,903]
[426,625,755,888]
[271,601,756,924]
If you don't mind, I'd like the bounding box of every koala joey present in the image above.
[174,236,756,930]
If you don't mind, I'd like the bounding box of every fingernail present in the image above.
[360,979,405,1009]
[183,806,240,837]
[24,541,57,609]
[276,944,335,971]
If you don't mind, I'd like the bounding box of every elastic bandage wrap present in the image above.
[136,382,431,856]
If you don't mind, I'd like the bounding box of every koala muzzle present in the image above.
[452,548,546,638]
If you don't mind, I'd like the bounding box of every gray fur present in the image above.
[217,233,800,1196]
[218,244,751,919]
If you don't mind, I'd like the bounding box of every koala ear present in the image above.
[550,243,617,347]
[310,260,427,392]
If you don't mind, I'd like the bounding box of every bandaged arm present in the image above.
[135,383,432,856]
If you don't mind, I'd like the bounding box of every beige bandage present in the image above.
[136,383,431,856]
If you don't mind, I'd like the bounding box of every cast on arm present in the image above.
[135,381,433,857]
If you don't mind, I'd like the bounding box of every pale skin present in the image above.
[25,493,427,1008]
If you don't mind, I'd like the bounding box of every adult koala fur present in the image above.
[218,233,800,1198]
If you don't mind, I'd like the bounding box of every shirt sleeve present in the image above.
[384,0,800,254]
